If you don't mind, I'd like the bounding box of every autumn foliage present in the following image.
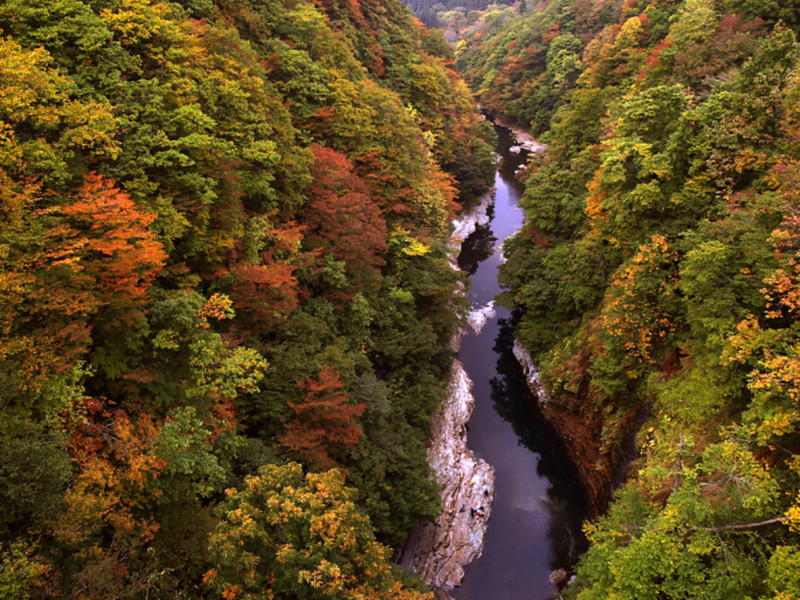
[280,367,366,470]
[0,0,492,595]
[206,463,434,600]
[304,145,388,297]
[62,173,167,310]
[227,261,301,330]
[57,408,167,599]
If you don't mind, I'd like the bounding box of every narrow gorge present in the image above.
[8,0,800,597]
[412,123,589,599]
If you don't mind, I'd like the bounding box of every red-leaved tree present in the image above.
[304,145,387,298]
[279,366,365,471]
[61,172,167,315]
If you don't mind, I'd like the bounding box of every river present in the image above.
[451,123,588,600]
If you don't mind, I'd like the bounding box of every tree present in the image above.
[576,442,784,600]
[206,463,434,600]
[54,409,168,599]
[56,172,168,388]
[279,367,365,471]
[344,374,440,544]
[226,261,301,332]
[0,0,495,594]
[594,234,681,391]
[53,404,235,598]
[61,172,167,315]
[0,37,119,396]
[0,541,49,600]
[304,145,387,299]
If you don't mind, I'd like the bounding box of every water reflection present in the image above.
[489,318,589,571]
[458,221,497,275]
[489,319,538,450]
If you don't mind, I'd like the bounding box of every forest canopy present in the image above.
[0,0,496,597]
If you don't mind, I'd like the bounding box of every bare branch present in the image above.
[700,517,788,532]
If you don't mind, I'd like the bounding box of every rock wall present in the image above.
[448,191,492,254]
[512,339,550,405]
[409,190,497,594]
[511,337,637,514]
[411,360,495,590]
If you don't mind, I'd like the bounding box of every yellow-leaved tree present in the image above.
[206,463,432,600]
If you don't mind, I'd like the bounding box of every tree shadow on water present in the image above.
[458,223,498,276]
[489,317,590,569]
[457,198,496,276]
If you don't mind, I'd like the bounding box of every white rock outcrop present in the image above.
[519,139,546,154]
[449,192,492,253]
[411,360,495,589]
[467,301,496,335]
[512,339,550,405]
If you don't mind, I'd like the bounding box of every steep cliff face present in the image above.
[512,341,636,512]
[411,360,495,590]
[512,339,550,405]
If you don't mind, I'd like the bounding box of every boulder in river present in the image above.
[467,301,496,335]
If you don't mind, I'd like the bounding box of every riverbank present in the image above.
[411,360,495,591]
[409,187,497,595]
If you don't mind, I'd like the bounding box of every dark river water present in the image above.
[451,124,588,600]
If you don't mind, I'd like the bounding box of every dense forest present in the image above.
[457,0,800,596]
[401,0,515,31]
[7,0,800,596]
[0,0,497,597]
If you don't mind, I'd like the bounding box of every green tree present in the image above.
[577,442,785,600]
